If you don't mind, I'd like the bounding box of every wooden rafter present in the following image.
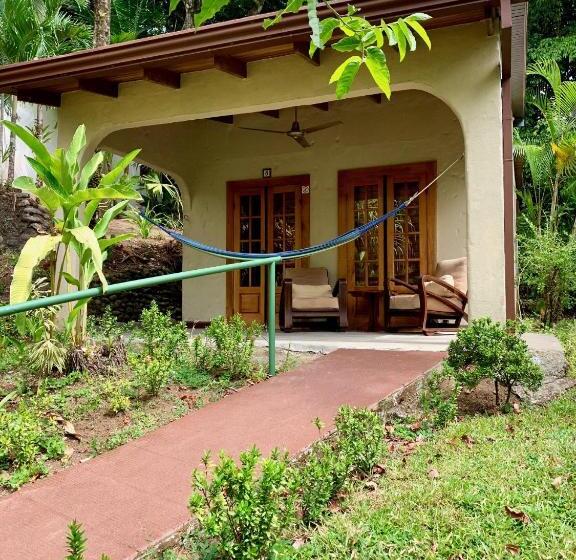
[260,109,280,118]
[213,55,247,79]
[293,41,320,66]
[209,115,234,124]
[17,90,61,107]
[143,68,181,89]
[312,102,329,112]
[78,79,118,98]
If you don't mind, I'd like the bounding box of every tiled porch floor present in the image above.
[255,330,455,353]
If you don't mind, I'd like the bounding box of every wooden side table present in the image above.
[349,289,385,331]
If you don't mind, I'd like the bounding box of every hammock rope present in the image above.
[143,155,464,262]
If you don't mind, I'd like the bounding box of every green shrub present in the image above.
[335,405,385,475]
[421,366,461,428]
[88,306,123,351]
[446,318,543,407]
[140,301,188,361]
[0,398,65,489]
[100,377,132,414]
[189,447,297,560]
[299,442,349,525]
[64,521,110,560]
[130,355,170,396]
[192,314,263,380]
[518,228,576,324]
[300,407,385,525]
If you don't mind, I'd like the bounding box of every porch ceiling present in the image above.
[0,0,525,113]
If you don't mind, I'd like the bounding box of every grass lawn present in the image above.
[289,392,576,559]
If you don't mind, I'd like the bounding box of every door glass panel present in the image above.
[272,191,298,287]
[393,181,421,285]
[237,193,264,289]
[353,185,380,288]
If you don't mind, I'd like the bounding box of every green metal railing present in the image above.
[0,256,281,376]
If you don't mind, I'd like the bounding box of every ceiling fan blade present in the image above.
[303,121,343,134]
[292,134,313,148]
[238,126,287,134]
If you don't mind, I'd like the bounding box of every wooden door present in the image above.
[231,186,266,324]
[338,163,436,330]
[227,176,310,324]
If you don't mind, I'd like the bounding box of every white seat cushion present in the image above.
[292,284,333,299]
[390,294,462,313]
[293,296,339,311]
[425,274,455,297]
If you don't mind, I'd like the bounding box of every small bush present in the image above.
[554,320,576,376]
[446,318,543,407]
[300,407,385,525]
[100,377,132,414]
[0,398,65,489]
[335,405,385,475]
[130,355,170,396]
[192,314,263,380]
[140,301,188,362]
[519,228,576,324]
[189,447,297,560]
[421,366,461,428]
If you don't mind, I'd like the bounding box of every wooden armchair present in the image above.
[384,257,468,335]
[280,268,348,332]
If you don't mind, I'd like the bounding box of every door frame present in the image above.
[337,161,437,329]
[225,174,311,320]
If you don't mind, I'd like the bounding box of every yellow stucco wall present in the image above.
[57,20,505,322]
[104,91,466,321]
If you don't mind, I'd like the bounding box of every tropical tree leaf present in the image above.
[69,226,108,290]
[329,55,362,85]
[100,149,141,187]
[79,151,105,190]
[397,19,416,51]
[194,0,233,27]
[263,0,304,30]
[67,186,140,207]
[332,36,362,52]
[93,200,131,238]
[365,46,391,98]
[99,233,133,251]
[406,18,431,49]
[331,56,362,99]
[65,124,87,173]
[10,235,62,304]
[307,0,321,48]
[1,120,52,167]
[12,177,62,214]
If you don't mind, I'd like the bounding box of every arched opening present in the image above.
[98,89,466,329]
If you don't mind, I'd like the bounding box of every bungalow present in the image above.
[0,0,527,331]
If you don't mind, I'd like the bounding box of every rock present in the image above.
[515,333,576,405]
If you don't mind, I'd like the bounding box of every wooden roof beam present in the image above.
[312,102,329,111]
[17,89,61,107]
[209,115,234,124]
[293,41,320,66]
[213,55,247,79]
[370,93,382,104]
[143,68,181,89]
[78,78,118,98]
[260,109,280,118]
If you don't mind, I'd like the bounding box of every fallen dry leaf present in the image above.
[461,434,475,448]
[410,421,422,431]
[552,476,563,489]
[63,421,81,441]
[385,424,395,434]
[505,544,521,555]
[428,468,440,479]
[504,506,531,524]
[506,424,516,435]
[364,480,378,491]
[292,538,305,550]
[373,464,386,475]
[512,403,521,414]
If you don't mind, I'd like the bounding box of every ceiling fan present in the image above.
[238,107,342,148]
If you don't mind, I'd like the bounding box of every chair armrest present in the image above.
[281,278,293,303]
[420,275,467,302]
[389,277,419,295]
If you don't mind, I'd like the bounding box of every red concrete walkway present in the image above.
[0,349,443,560]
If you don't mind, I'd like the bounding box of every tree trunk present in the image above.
[0,96,4,186]
[182,0,195,29]
[93,0,111,47]
[7,95,18,187]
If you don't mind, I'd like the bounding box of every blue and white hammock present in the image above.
[144,155,463,262]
